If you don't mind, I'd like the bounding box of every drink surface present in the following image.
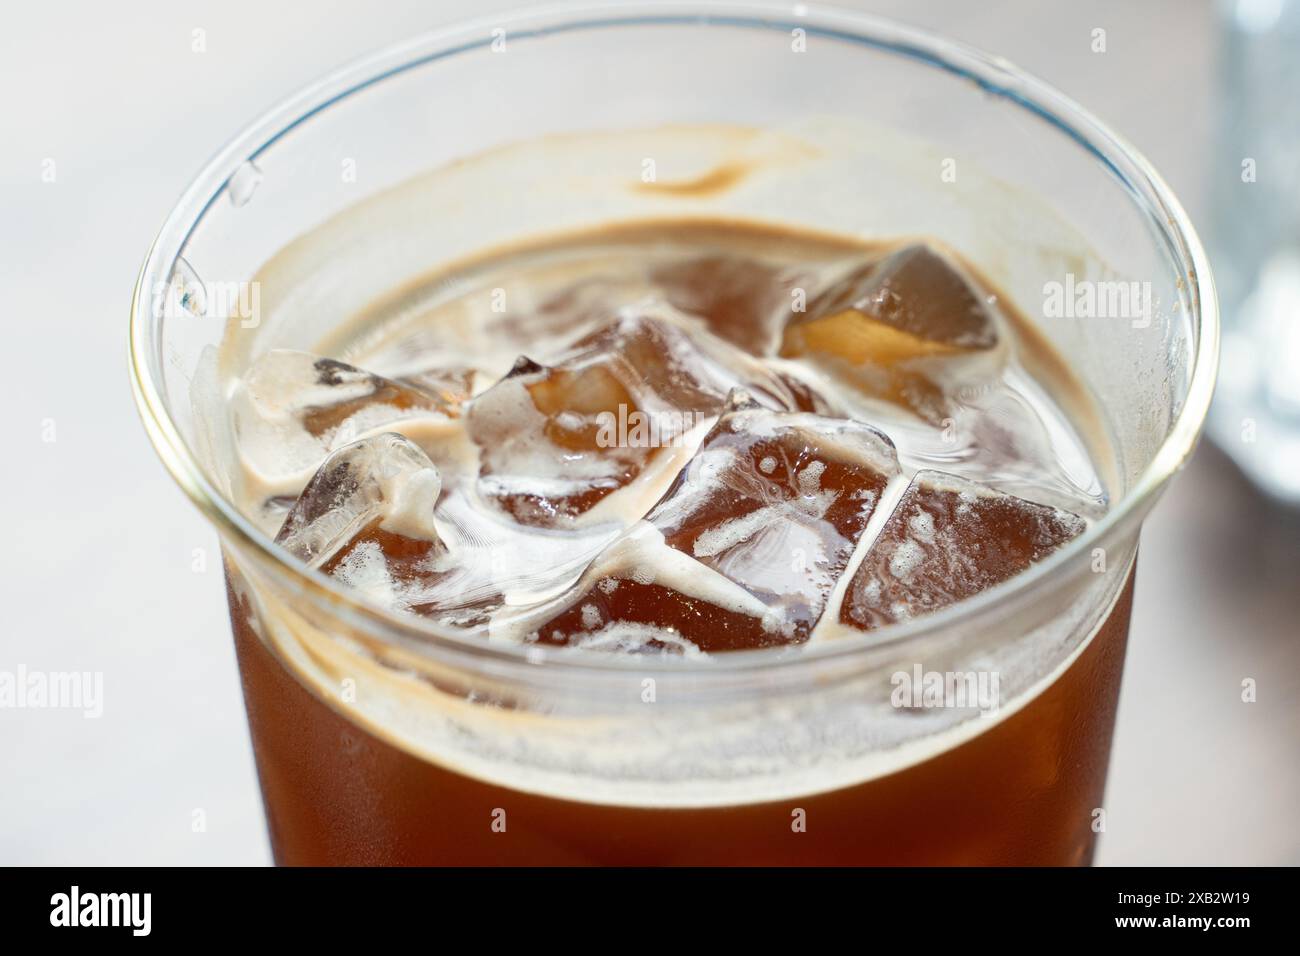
[221,219,1108,653]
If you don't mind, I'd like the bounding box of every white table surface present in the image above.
[1,0,1295,865]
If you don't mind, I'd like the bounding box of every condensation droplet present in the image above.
[226,160,263,208]
[172,256,207,317]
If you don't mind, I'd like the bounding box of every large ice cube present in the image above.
[466,312,814,527]
[274,433,496,628]
[532,525,792,653]
[232,350,469,530]
[277,432,619,629]
[839,470,1086,631]
[391,364,480,414]
[530,395,901,651]
[652,255,805,356]
[276,432,445,575]
[780,244,1003,422]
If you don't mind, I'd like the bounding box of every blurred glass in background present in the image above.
[1209,0,1300,503]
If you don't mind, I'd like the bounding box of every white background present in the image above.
[1,0,1296,865]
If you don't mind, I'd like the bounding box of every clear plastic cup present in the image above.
[129,2,1217,865]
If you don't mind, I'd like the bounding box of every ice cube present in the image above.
[276,432,445,573]
[780,244,1003,422]
[465,353,650,526]
[771,368,838,416]
[392,364,479,414]
[536,574,781,653]
[276,432,612,630]
[270,351,463,434]
[529,523,794,653]
[466,312,812,527]
[529,274,656,339]
[652,255,806,356]
[232,350,468,527]
[651,397,900,634]
[529,395,901,651]
[839,470,1086,631]
[569,308,804,412]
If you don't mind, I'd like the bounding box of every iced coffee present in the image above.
[212,219,1127,864]
[130,6,1216,869]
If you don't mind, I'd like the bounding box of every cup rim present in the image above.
[128,0,1219,676]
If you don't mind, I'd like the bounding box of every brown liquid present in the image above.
[219,219,1124,865]
[228,568,1132,865]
